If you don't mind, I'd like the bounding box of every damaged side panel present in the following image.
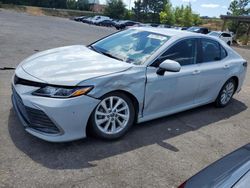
[78,66,147,119]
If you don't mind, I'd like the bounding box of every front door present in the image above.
[143,38,201,118]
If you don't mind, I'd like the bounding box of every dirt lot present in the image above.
[0,9,250,188]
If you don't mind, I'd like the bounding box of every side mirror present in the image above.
[156,60,181,76]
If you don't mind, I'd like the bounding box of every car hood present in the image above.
[20,45,132,86]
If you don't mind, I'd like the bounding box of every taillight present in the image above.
[243,61,248,67]
[178,181,187,188]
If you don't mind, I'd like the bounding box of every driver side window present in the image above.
[155,38,198,67]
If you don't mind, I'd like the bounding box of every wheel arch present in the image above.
[85,89,140,136]
[230,76,239,93]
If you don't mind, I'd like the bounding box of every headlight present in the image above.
[32,86,93,98]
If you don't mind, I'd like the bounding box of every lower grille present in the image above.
[12,87,60,134]
[26,107,60,134]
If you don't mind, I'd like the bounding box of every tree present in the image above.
[77,0,89,10]
[227,0,249,15]
[227,0,249,33]
[159,1,175,25]
[133,0,143,21]
[192,13,202,26]
[148,0,165,22]
[182,5,193,27]
[174,5,183,26]
[104,0,126,19]
[66,0,77,9]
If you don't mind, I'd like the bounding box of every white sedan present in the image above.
[208,31,233,46]
[12,28,247,142]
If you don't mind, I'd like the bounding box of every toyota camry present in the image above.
[12,28,247,142]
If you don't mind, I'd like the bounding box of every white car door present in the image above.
[143,38,201,118]
[194,38,228,104]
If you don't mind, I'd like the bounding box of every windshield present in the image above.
[208,32,220,37]
[90,29,170,65]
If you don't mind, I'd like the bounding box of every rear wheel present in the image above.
[227,41,231,46]
[215,78,236,107]
[90,92,135,140]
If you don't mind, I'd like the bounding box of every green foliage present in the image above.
[77,0,89,11]
[104,0,126,19]
[160,1,201,26]
[159,1,175,25]
[192,14,202,26]
[174,5,183,25]
[133,0,143,21]
[182,5,193,27]
[227,0,249,34]
[133,0,167,22]
[66,0,77,10]
[123,9,133,20]
[228,0,249,15]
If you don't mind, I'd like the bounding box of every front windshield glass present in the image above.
[91,29,170,65]
[208,32,220,37]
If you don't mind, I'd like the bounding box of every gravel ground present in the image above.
[0,9,250,188]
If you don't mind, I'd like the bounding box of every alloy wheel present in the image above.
[94,96,130,135]
[220,81,235,105]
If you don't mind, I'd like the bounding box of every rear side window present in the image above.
[201,39,227,63]
[222,33,231,37]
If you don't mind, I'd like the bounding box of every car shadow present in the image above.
[8,99,247,170]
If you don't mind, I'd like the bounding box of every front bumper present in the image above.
[11,83,100,142]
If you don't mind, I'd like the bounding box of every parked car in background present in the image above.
[187,26,210,34]
[176,26,188,30]
[82,17,94,24]
[12,28,247,142]
[97,19,115,27]
[178,144,250,188]
[115,20,139,30]
[158,24,172,28]
[92,16,111,25]
[73,16,88,22]
[209,31,233,46]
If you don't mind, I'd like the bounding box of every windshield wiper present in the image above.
[89,45,124,62]
[101,51,124,61]
[89,45,102,54]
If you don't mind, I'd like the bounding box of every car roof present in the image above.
[133,27,204,38]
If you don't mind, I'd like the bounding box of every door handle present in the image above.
[192,70,201,75]
[224,64,230,69]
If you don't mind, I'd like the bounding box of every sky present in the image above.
[99,0,234,17]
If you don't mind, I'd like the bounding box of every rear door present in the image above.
[195,38,229,104]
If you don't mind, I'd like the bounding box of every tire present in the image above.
[227,41,231,46]
[90,92,135,140]
[215,78,236,108]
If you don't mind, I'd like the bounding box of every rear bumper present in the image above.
[11,83,100,142]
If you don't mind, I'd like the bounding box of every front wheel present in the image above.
[90,92,135,140]
[215,78,236,107]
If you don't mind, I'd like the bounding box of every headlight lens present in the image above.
[32,86,93,98]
